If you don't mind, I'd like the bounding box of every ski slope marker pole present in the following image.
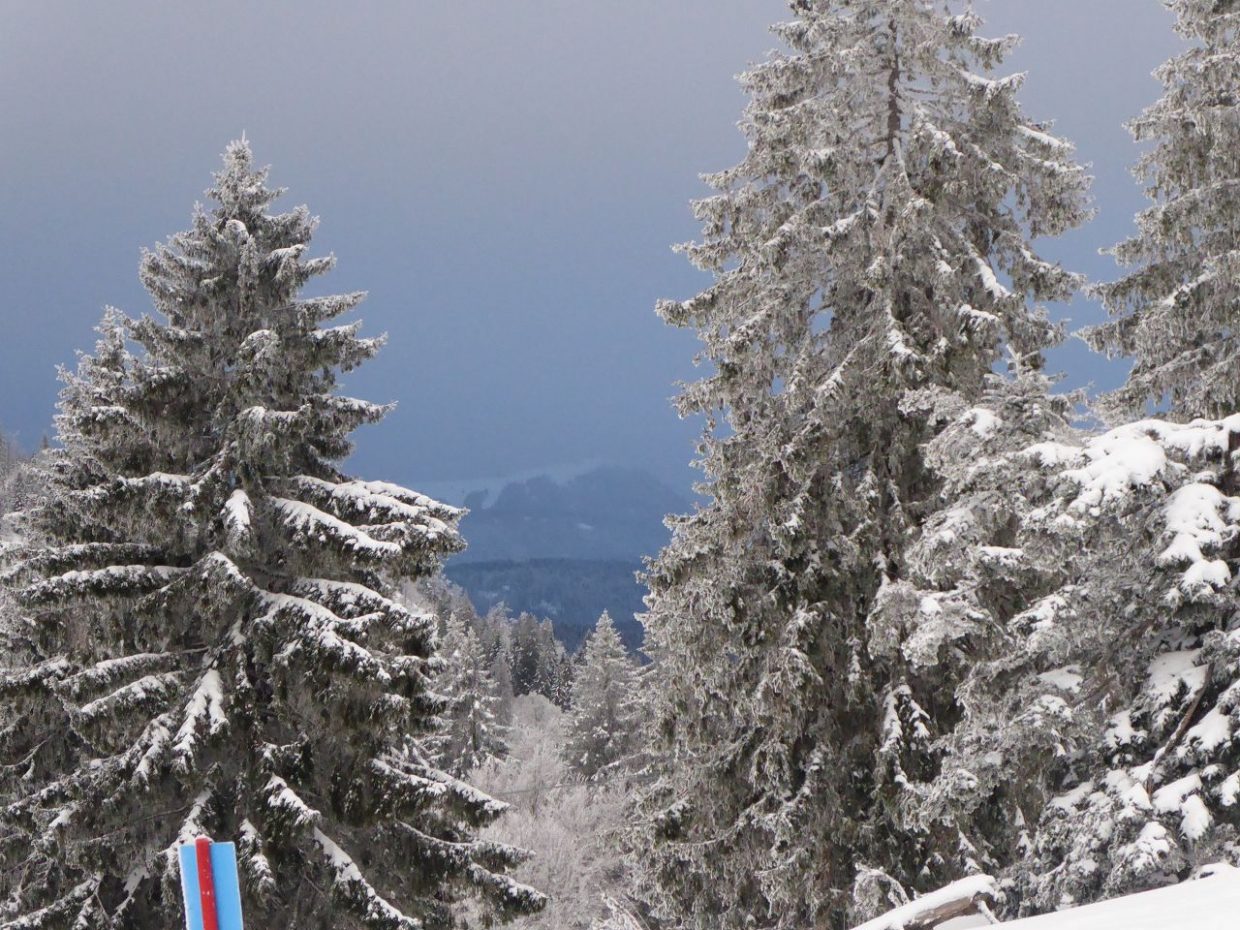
[179,837,246,930]
[195,837,220,930]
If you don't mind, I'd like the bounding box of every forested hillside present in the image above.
[446,560,645,654]
[429,466,689,653]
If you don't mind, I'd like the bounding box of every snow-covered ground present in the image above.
[857,868,1240,930]
[1001,869,1240,930]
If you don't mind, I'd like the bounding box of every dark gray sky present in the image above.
[0,1,1178,490]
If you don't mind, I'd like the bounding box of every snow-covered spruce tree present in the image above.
[856,370,1083,907]
[0,433,23,518]
[1087,1,1240,420]
[483,621,517,728]
[409,579,516,726]
[917,413,1240,916]
[0,141,543,930]
[561,613,642,781]
[908,2,1240,911]
[631,3,1089,928]
[429,611,509,777]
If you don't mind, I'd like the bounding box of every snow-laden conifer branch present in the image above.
[21,564,184,606]
[75,671,183,727]
[289,578,436,638]
[237,818,278,902]
[264,776,322,835]
[313,828,421,930]
[0,880,97,930]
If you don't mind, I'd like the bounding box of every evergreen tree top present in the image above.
[1088,0,1240,420]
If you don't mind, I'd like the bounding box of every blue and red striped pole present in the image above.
[179,837,245,930]
[194,837,220,930]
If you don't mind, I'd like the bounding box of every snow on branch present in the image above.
[289,578,434,637]
[390,821,522,873]
[463,862,548,916]
[163,790,213,878]
[1158,483,1240,600]
[76,672,182,726]
[287,476,460,538]
[377,755,508,822]
[294,291,366,326]
[1018,124,1074,152]
[0,542,160,585]
[368,758,449,816]
[954,67,1025,101]
[272,497,402,561]
[0,880,97,930]
[21,564,183,606]
[851,875,997,930]
[257,592,390,683]
[222,488,255,552]
[59,652,178,701]
[313,828,421,930]
[237,819,278,901]
[0,657,71,698]
[265,775,322,834]
[132,713,174,786]
[171,668,228,771]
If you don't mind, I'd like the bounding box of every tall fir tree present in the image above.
[429,611,509,777]
[631,3,1090,928]
[561,613,642,781]
[1088,0,1240,420]
[0,142,543,930]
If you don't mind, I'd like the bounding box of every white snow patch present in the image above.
[1049,781,1095,812]
[1152,774,1202,814]
[1024,441,1084,468]
[1184,705,1233,756]
[989,866,1240,930]
[968,408,1002,437]
[974,256,1011,301]
[224,489,252,534]
[1147,650,1206,706]
[1158,483,1240,595]
[1018,125,1073,151]
[1063,436,1168,511]
[1038,666,1083,693]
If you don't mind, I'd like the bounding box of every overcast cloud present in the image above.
[0,1,1180,489]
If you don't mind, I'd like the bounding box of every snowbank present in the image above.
[854,869,1240,930]
[1000,868,1240,930]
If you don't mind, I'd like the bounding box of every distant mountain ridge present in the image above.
[423,463,690,565]
[417,459,610,514]
[425,463,691,651]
